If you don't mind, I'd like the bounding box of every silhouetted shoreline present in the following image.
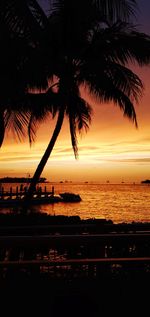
[141,179,150,184]
[0,177,47,183]
[0,212,150,234]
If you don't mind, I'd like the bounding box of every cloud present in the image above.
[55,147,76,154]
[106,158,150,163]
[104,137,150,147]
[0,156,41,162]
[55,145,100,154]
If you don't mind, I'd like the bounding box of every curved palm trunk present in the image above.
[26,108,64,201]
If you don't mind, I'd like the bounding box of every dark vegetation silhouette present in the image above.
[0,0,150,201]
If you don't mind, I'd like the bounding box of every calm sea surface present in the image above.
[1,182,150,224]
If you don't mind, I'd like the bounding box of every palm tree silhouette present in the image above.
[1,1,150,201]
[26,0,150,199]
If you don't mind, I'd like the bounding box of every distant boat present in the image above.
[59,192,82,202]
[141,179,150,184]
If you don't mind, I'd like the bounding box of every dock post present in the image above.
[16,186,18,198]
[52,186,54,196]
[10,187,12,199]
[0,187,4,200]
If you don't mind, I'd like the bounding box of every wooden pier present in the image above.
[0,185,60,207]
[0,186,81,207]
[0,185,54,199]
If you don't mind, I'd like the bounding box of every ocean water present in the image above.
[1,182,150,224]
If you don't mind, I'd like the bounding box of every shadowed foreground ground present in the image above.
[0,270,150,316]
[0,213,149,316]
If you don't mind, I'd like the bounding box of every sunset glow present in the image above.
[0,1,150,184]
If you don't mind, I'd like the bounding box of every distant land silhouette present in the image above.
[0,177,47,183]
[141,179,150,184]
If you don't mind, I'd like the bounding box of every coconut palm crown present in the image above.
[27,0,150,197]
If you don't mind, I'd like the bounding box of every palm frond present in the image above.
[0,1,51,99]
[49,0,99,54]
[4,110,30,141]
[78,55,140,125]
[69,113,78,159]
[65,86,92,133]
[117,92,138,127]
[0,0,47,43]
[28,0,48,28]
[74,98,92,133]
[0,111,5,147]
[25,89,61,145]
[67,94,92,158]
[86,22,150,66]
[28,114,38,145]
[84,76,138,127]
[64,84,92,158]
[94,0,137,23]
[27,106,50,146]
[78,56,143,108]
[104,62,143,102]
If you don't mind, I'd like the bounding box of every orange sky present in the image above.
[0,2,150,183]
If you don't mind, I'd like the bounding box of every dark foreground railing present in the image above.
[0,232,150,280]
